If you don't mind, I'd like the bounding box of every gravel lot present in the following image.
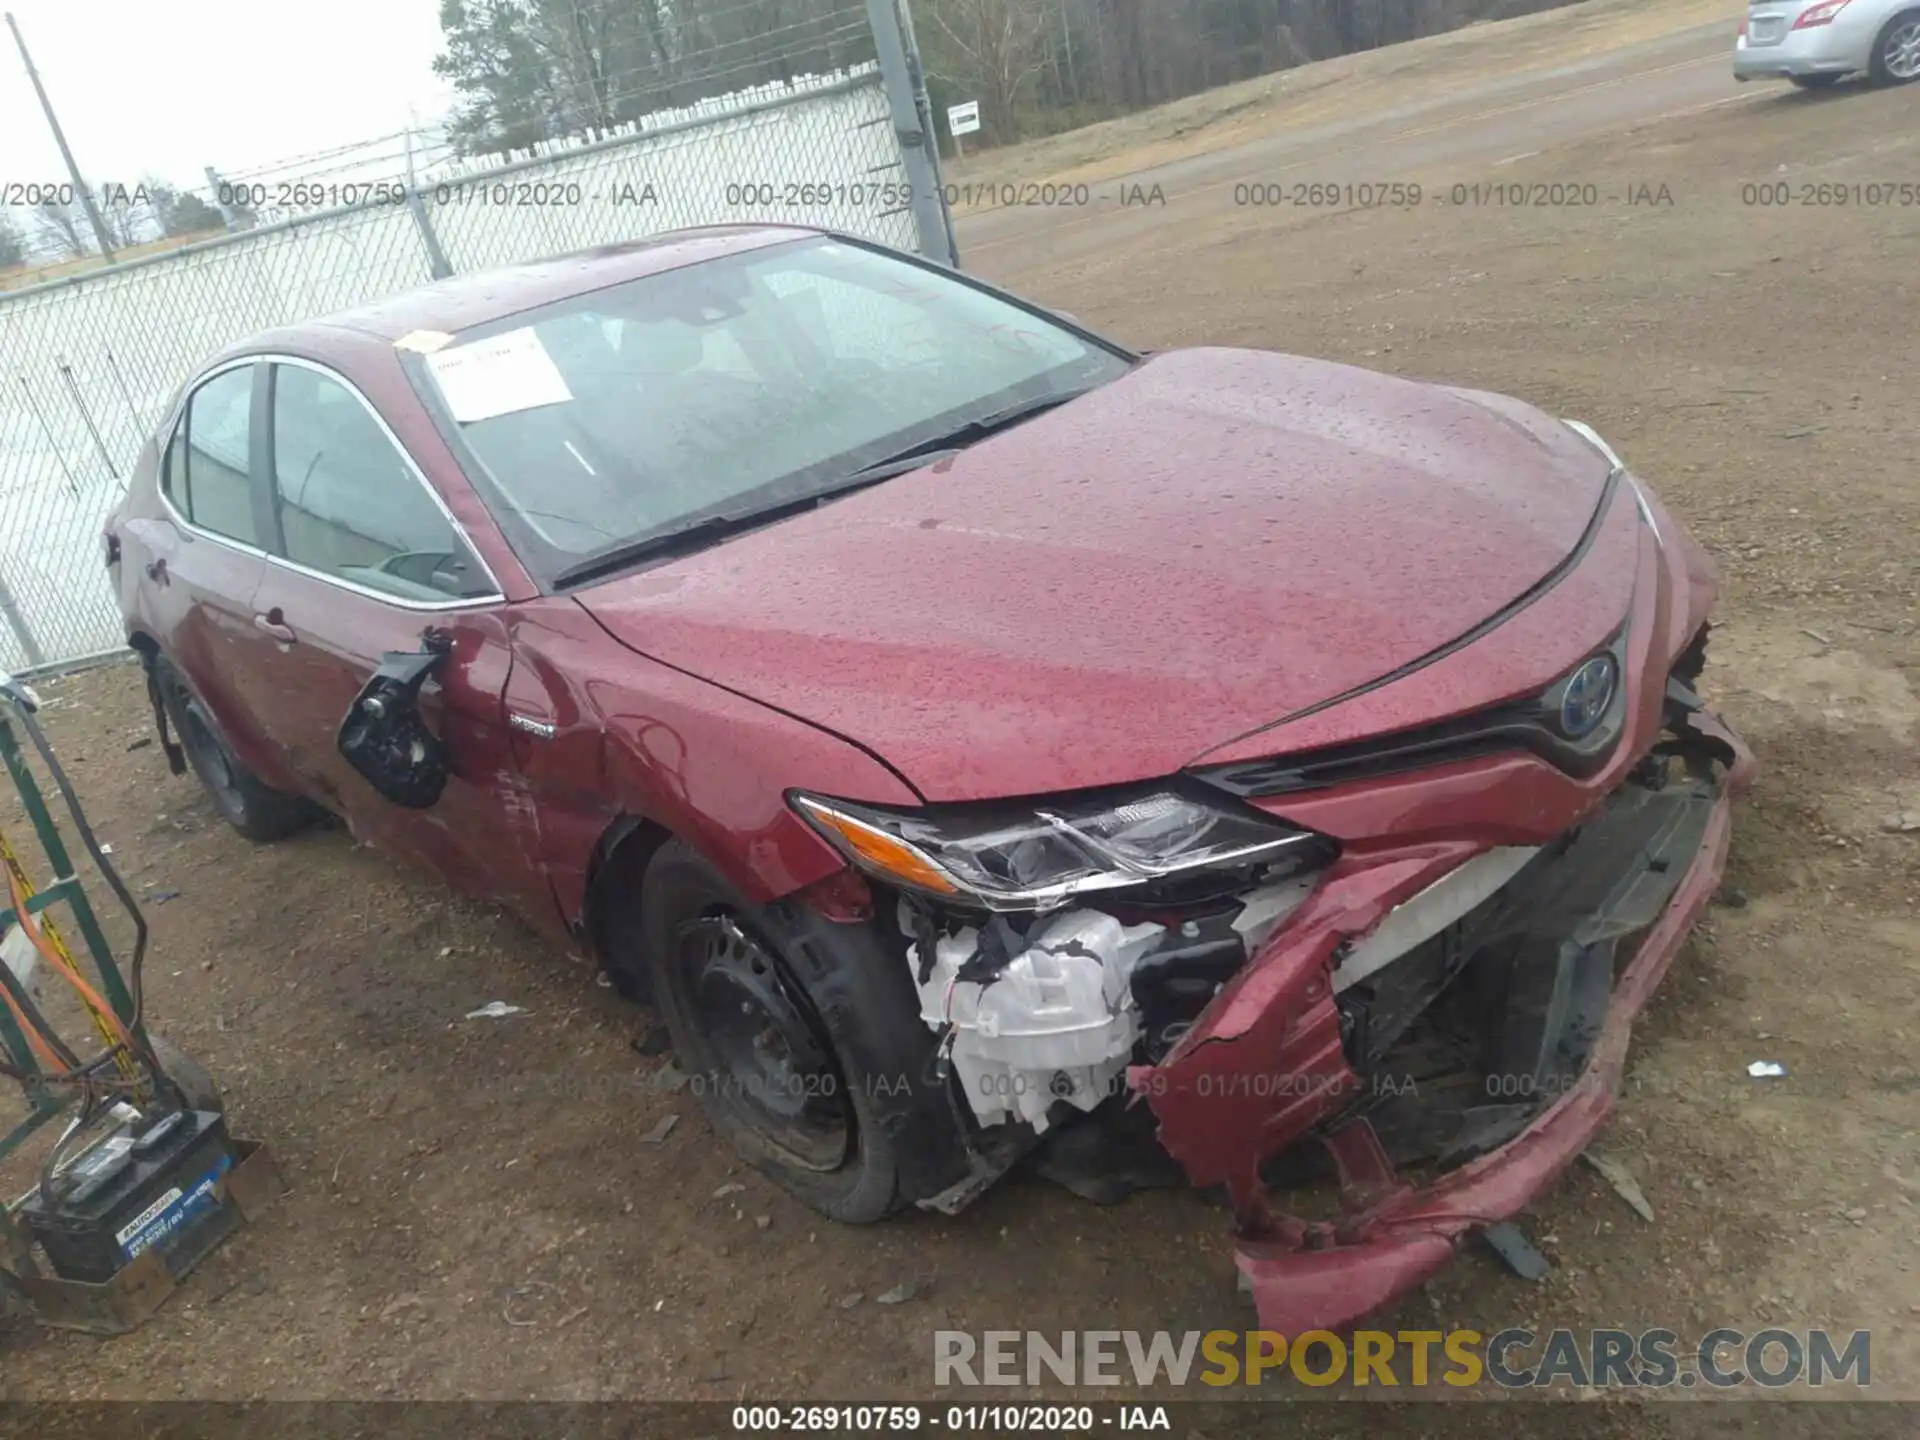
[1,0,1916,1419]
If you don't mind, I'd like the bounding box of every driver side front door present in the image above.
[239,358,552,925]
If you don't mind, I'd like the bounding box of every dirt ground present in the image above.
[939,0,1735,202]
[1,0,1917,1416]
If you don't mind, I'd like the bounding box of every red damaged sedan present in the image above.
[107,225,1752,1331]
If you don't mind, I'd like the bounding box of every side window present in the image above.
[270,364,493,602]
[164,367,259,547]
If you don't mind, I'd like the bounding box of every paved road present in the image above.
[956,20,1758,274]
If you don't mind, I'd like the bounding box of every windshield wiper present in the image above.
[849,389,1092,478]
[551,464,935,589]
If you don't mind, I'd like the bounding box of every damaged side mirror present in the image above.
[336,632,453,809]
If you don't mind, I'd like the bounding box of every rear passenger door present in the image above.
[127,362,296,790]
[242,359,548,918]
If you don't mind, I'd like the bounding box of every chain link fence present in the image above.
[0,53,943,674]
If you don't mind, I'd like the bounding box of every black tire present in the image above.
[1789,73,1844,89]
[641,841,910,1223]
[152,656,315,843]
[590,833,659,1003]
[1870,9,1920,85]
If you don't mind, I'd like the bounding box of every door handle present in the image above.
[253,614,297,644]
[145,558,167,584]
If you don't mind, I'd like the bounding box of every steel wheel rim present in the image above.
[1888,20,1920,78]
[680,914,851,1171]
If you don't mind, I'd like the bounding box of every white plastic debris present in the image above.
[1229,873,1322,955]
[639,1114,679,1145]
[1334,847,1538,993]
[1,925,42,1005]
[465,1001,528,1020]
[1581,1147,1655,1223]
[1747,1060,1788,1079]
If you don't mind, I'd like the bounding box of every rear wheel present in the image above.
[641,841,902,1223]
[152,656,315,843]
[1871,10,1920,84]
[1789,72,1844,88]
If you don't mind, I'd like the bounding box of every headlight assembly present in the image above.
[791,783,1333,912]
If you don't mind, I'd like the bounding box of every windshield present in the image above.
[407,236,1132,585]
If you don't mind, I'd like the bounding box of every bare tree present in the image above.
[98,187,148,250]
[0,214,25,270]
[147,181,225,238]
[437,0,869,156]
[33,199,87,259]
[925,0,1052,142]
[434,0,1585,157]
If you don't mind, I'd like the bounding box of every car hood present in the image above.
[575,348,1614,802]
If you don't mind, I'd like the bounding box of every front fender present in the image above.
[497,598,921,926]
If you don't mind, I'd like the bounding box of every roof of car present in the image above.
[233,223,820,355]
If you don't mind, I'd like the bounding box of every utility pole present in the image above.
[5,11,116,262]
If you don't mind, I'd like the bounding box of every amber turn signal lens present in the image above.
[793,798,962,897]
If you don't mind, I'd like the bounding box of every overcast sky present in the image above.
[0,0,452,193]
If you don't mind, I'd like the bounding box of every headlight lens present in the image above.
[791,784,1331,911]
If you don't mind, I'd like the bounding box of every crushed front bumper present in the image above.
[1134,700,1755,1334]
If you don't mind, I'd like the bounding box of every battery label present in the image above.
[113,1185,181,1249]
[115,1153,233,1259]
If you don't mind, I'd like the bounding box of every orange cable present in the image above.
[7,869,137,1057]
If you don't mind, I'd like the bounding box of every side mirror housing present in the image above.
[336,634,453,809]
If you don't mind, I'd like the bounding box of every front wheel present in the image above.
[152,656,315,843]
[641,842,905,1223]
[1871,10,1920,84]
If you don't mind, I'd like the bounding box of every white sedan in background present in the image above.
[1736,0,1920,86]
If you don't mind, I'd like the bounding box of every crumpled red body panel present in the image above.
[1131,492,1753,1333]
[1140,710,1753,1334]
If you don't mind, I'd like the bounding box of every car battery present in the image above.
[17,1109,240,1285]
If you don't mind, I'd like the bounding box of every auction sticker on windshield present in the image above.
[427,326,574,423]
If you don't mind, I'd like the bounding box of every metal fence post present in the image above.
[407,188,455,280]
[865,0,958,268]
[0,567,47,671]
